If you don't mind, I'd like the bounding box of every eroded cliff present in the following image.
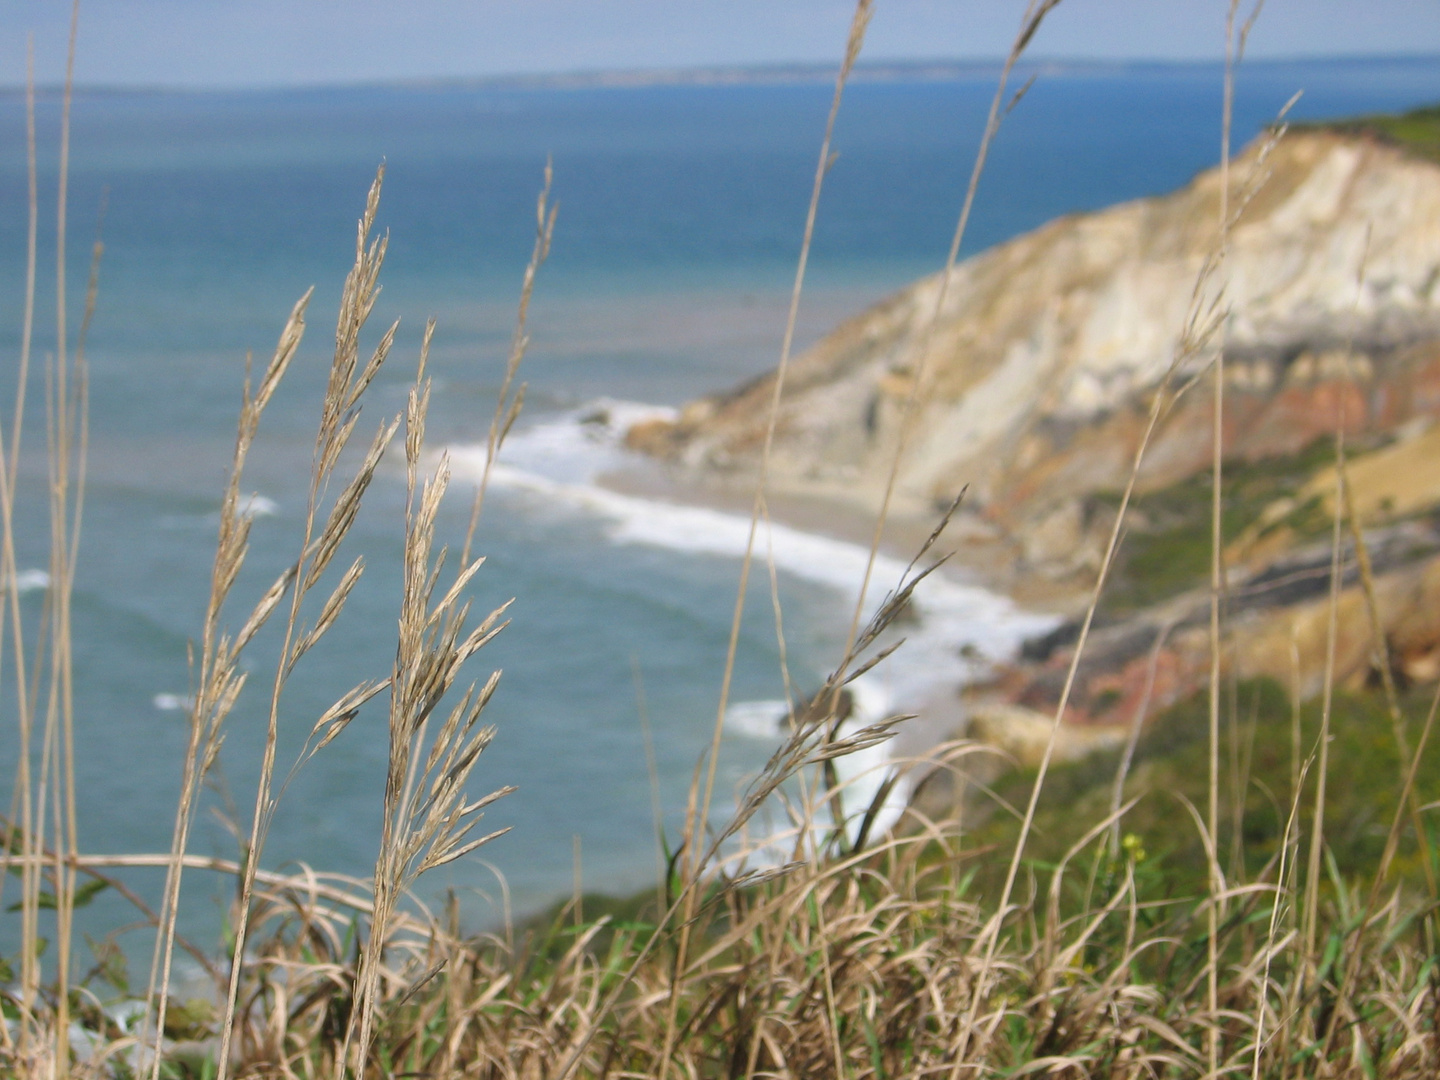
[628,128,1440,585]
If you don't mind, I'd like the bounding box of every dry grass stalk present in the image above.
[689,0,873,896]
[844,0,1065,699]
[0,7,92,1073]
[213,166,404,1080]
[1317,247,1440,1057]
[1329,291,1440,907]
[547,530,932,1080]
[814,2,1067,871]
[338,320,515,1077]
[143,288,313,1069]
[1339,475,1438,899]
[663,3,875,1074]
[0,37,42,1062]
[1208,3,1267,1071]
[46,9,84,1072]
[953,35,1297,1080]
[141,161,550,1080]
[1109,619,1177,855]
[460,163,556,568]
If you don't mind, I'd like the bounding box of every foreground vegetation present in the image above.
[89,740,1440,1077]
[1096,438,1344,613]
[15,665,1440,1079]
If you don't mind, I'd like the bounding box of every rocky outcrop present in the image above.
[627,130,1440,582]
[896,503,1440,831]
[989,517,1440,716]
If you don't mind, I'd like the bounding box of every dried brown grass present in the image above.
[126,814,1434,1079]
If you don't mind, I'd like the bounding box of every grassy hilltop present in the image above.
[1303,101,1440,162]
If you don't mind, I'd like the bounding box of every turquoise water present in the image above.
[1,58,1439,951]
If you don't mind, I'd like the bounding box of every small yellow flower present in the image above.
[1121,833,1147,864]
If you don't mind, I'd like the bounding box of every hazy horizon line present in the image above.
[2,51,1438,98]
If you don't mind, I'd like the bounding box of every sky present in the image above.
[0,0,1437,90]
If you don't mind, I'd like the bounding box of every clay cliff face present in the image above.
[627,131,1440,572]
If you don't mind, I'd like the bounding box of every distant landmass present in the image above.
[441,54,1440,93]
[8,53,1440,97]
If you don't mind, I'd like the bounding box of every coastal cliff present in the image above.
[628,127,1440,586]
[629,116,1440,792]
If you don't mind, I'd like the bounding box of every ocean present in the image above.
[1,57,1438,950]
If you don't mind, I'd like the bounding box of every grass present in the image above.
[153,824,1440,1078]
[967,678,1440,898]
[1098,437,1348,611]
[1299,102,1440,163]
[3,2,1440,1077]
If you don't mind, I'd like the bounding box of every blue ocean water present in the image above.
[0,58,1438,951]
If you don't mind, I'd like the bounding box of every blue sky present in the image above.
[1,0,1438,89]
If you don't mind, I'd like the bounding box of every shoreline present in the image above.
[592,456,1069,785]
[452,400,1078,853]
[599,455,1101,616]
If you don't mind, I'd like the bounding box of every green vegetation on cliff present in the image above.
[1306,102,1440,163]
[966,678,1440,900]
[1098,437,1340,611]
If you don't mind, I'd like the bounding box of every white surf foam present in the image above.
[152,692,194,712]
[724,698,789,740]
[718,677,916,857]
[444,401,1059,846]
[161,494,280,533]
[240,493,280,518]
[827,675,904,843]
[3,568,51,594]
